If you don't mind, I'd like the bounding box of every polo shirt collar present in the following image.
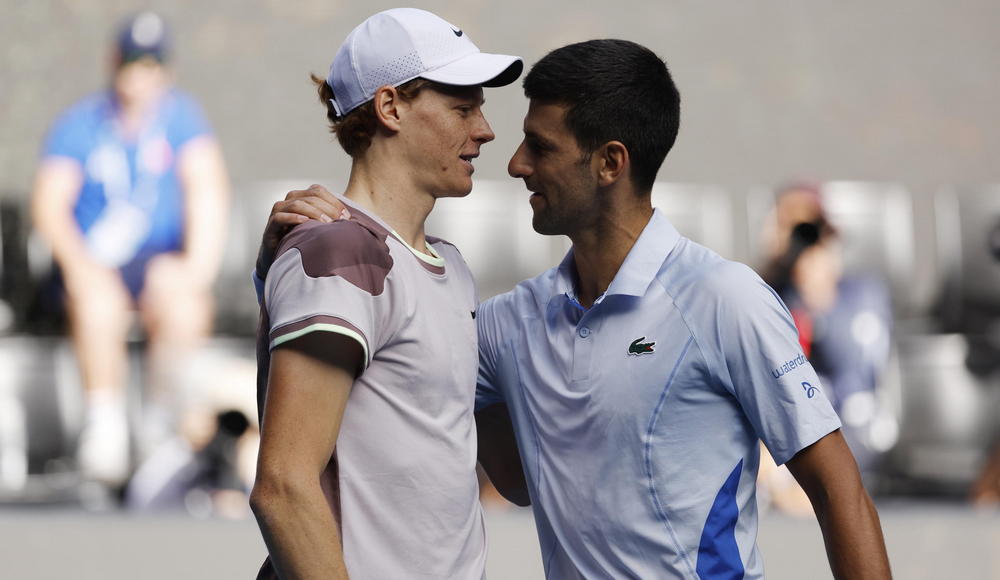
[550,208,682,305]
[552,249,580,308]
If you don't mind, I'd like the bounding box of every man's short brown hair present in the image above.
[310,74,435,158]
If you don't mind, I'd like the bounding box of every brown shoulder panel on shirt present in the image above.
[275,218,392,296]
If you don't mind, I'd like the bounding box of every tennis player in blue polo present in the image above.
[473,40,887,579]
[476,213,848,578]
[255,38,891,580]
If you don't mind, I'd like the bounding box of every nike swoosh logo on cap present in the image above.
[452,27,463,37]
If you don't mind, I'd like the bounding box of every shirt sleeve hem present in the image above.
[771,420,842,466]
[270,321,371,369]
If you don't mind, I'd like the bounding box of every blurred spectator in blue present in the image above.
[30,12,230,486]
[761,184,894,482]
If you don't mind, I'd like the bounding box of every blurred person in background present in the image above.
[125,408,255,518]
[30,11,230,487]
[760,184,894,494]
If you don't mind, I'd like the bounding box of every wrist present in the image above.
[256,244,275,279]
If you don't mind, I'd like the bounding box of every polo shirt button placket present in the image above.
[573,324,594,382]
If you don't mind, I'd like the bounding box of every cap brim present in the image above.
[420,52,523,88]
[119,49,166,65]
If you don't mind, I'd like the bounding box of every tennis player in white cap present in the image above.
[248,8,521,580]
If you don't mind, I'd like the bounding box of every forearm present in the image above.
[180,137,230,284]
[31,161,95,270]
[182,188,227,282]
[251,481,349,580]
[35,209,94,270]
[256,239,276,280]
[476,403,530,506]
[255,340,360,579]
[788,431,892,579]
[814,487,891,579]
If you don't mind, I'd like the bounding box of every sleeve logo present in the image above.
[771,353,809,378]
[801,381,818,398]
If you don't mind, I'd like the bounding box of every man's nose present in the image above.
[508,142,531,178]
[473,112,495,144]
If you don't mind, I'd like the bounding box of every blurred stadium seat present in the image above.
[933,185,1000,330]
[886,333,998,495]
[0,336,84,503]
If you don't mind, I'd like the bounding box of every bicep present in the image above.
[258,332,363,479]
[785,429,863,502]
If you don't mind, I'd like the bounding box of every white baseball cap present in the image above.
[326,8,523,116]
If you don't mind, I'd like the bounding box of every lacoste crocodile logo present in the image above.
[628,337,655,355]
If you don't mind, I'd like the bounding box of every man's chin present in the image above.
[531,214,561,236]
[436,183,474,199]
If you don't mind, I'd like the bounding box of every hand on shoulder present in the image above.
[256,184,351,278]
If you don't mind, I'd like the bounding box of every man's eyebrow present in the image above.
[524,130,551,147]
[461,94,485,107]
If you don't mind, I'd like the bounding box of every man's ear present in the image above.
[372,85,403,132]
[596,141,629,187]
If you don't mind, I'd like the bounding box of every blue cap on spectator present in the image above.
[117,12,170,64]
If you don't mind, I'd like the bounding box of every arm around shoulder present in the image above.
[476,403,530,506]
[785,429,892,579]
[474,298,529,506]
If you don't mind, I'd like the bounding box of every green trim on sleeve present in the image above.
[270,323,371,368]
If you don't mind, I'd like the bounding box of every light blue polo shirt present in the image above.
[476,209,842,579]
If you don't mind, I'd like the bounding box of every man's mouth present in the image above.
[459,153,478,172]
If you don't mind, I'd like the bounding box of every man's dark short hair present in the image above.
[523,39,680,191]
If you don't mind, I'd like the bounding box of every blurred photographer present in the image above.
[762,186,894,481]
